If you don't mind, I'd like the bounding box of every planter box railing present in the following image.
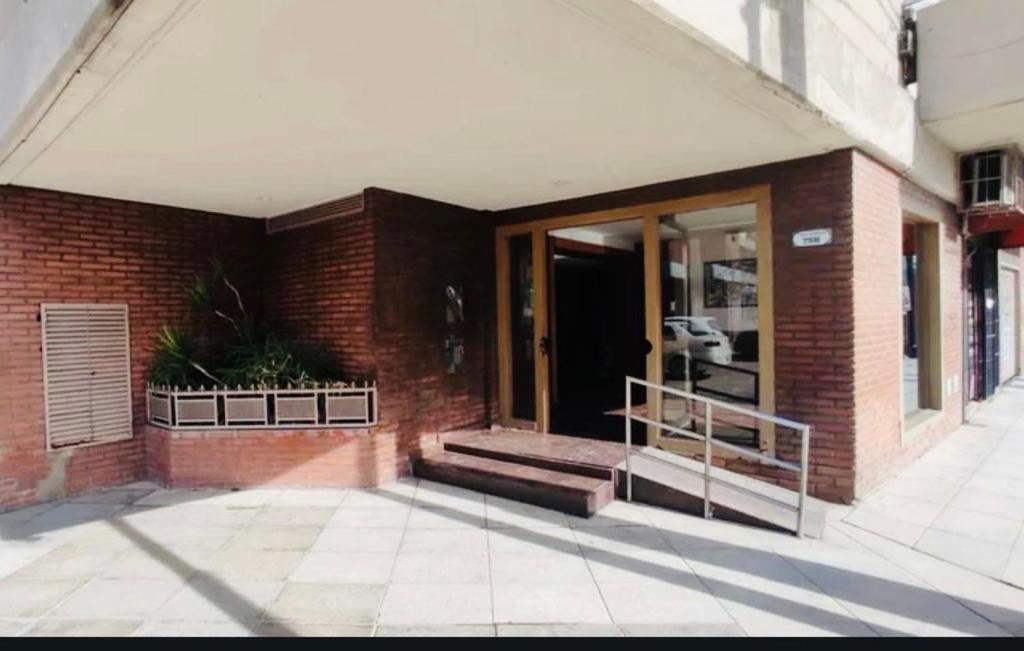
[147,383,377,430]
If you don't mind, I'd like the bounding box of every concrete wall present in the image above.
[0,0,110,162]
[640,0,942,189]
[916,0,1024,152]
[918,0,1024,122]
[647,0,904,84]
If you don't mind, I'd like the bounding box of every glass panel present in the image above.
[658,204,760,447]
[509,234,536,421]
[902,224,921,416]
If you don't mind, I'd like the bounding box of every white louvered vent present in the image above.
[41,304,133,449]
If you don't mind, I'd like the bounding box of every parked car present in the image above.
[662,316,733,379]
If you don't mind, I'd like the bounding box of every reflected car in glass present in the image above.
[662,316,733,378]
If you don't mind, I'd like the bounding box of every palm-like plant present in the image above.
[149,325,220,386]
[148,259,338,388]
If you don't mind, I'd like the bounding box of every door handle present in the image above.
[538,336,551,356]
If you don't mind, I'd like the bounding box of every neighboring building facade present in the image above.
[915,0,1024,404]
[0,0,1019,510]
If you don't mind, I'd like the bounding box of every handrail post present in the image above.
[797,425,810,537]
[703,402,713,520]
[625,377,633,503]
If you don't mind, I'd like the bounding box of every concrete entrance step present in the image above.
[622,446,827,537]
[414,429,825,536]
[412,450,615,517]
[443,440,615,482]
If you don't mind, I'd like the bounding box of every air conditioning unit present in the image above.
[958,147,1024,215]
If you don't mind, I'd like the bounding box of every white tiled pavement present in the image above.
[1,472,1023,636]
[844,378,1024,589]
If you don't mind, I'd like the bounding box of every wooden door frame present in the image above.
[495,185,775,452]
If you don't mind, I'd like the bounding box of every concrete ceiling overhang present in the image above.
[916,0,1024,153]
[1,0,874,217]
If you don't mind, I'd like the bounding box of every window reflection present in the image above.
[659,205,760,447]
[509,234,535,421]
[903,223,921,416]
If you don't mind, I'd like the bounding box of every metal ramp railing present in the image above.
[624,376,812,537]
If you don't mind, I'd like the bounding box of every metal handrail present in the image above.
[624,376,811,537]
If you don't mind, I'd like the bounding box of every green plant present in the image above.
[148,325,220,387]
[185,257,255,345]
[148,259,339,387]
[219,337,328,388]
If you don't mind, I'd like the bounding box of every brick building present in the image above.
[0,1,1021,515]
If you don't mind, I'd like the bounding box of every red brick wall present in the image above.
[852,153,964,494]
[263,208,376,378]
[757,153,858,501]
[197,188,492,492]
[498,151,861,500]
[370,189,495,441]
[498,150,962,502]
[1,150,964,507]
[145,426,427,488]
[261,189,495,438]
[0,185,263,510]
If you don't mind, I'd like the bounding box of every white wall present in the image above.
[0,0,108,163]
[0,0,959,211]
[918,0,1024,122]
[916,0,1024,152]
[643,0,911,154]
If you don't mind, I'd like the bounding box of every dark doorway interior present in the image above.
[968,236,1001,401]
[549,237,646,442]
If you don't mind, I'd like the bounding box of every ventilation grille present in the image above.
[41,304,133,449]
[266,193,365,234]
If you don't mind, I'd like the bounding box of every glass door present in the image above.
[495,189,772,448]
[654,203,770,451]
[508,233,536,422]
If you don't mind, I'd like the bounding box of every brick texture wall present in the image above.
[144,426,434,489]
[262,188,495,442]
[264,209,376,378]
[498,152,861,500]
[1,149,963,508]
[191,188,493,491]
[0,186,263,510]
[371,189,495,439]
[852,153,964,494]
[499,149,962,502]
[1,184,495,506]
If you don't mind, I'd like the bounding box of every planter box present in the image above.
[147,384,377,430]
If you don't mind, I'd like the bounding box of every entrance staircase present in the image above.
[412,429,827,536]
[413,376,826,537]
[413,431,619,518]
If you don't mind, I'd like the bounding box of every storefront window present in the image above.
[902,225,921,416]
[902,221,942,421]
